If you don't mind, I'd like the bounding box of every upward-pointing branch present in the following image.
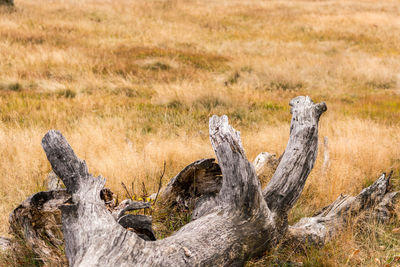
[209,115,267,215]
[263,96,327,215]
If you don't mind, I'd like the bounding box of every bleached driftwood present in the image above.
[38,96,326,266]
[263,97,327,217]
[7,95,398,266]
[159,96,398,250]
[47,170,63,190]
[286,172,399,247]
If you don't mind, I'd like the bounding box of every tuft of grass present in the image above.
[0,82,22,92]
[194,95,226,110]
[224,71,240,86]
[144,62,171,71]
[268,81,304,91]
[152,205,192,239]
[167,99,184,109]
[0,238,44,267]
[8,83,22,92]
[56,89,76,98]
[365,79,396,90]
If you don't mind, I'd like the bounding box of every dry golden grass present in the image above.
[1,0,400,265]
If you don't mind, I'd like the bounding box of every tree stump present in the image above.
[6,95,399,266]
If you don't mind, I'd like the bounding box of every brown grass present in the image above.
[1,0,400,265]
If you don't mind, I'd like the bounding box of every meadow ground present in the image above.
[0,0,400,265]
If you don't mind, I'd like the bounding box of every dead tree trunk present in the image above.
[39,96,327,266]
[6,95,398,265]
[8,189,70,265]
[7,187,158,265]
[159,158,222,213]
[41,120,272,266]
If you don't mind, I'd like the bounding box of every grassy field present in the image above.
[1,0,400,265]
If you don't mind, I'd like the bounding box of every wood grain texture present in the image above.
[159,158,222,217]
[8,189,70,265]
[286,172,399,247]
[263,96,326,215]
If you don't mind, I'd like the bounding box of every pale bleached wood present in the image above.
[7,188,156,265]
[41,114,275,266]
[38,96,327,266]
[263,96,327,216]
[8,95,399,266]
[285,172,399,247]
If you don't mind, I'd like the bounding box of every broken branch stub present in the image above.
[42,131,140,266]
[285,172,399,247]
[208,115,270,218]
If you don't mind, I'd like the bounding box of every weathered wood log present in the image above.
[160,158,222,210]
[8,189,70,266]
[159,151,280,218]
[285,172,399,248]
[7,95,400,266]
[8,187,153,265]
[38,95,326,266]
[40,119,270,266]
[158,158,222,220]
[157,152,279,220]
